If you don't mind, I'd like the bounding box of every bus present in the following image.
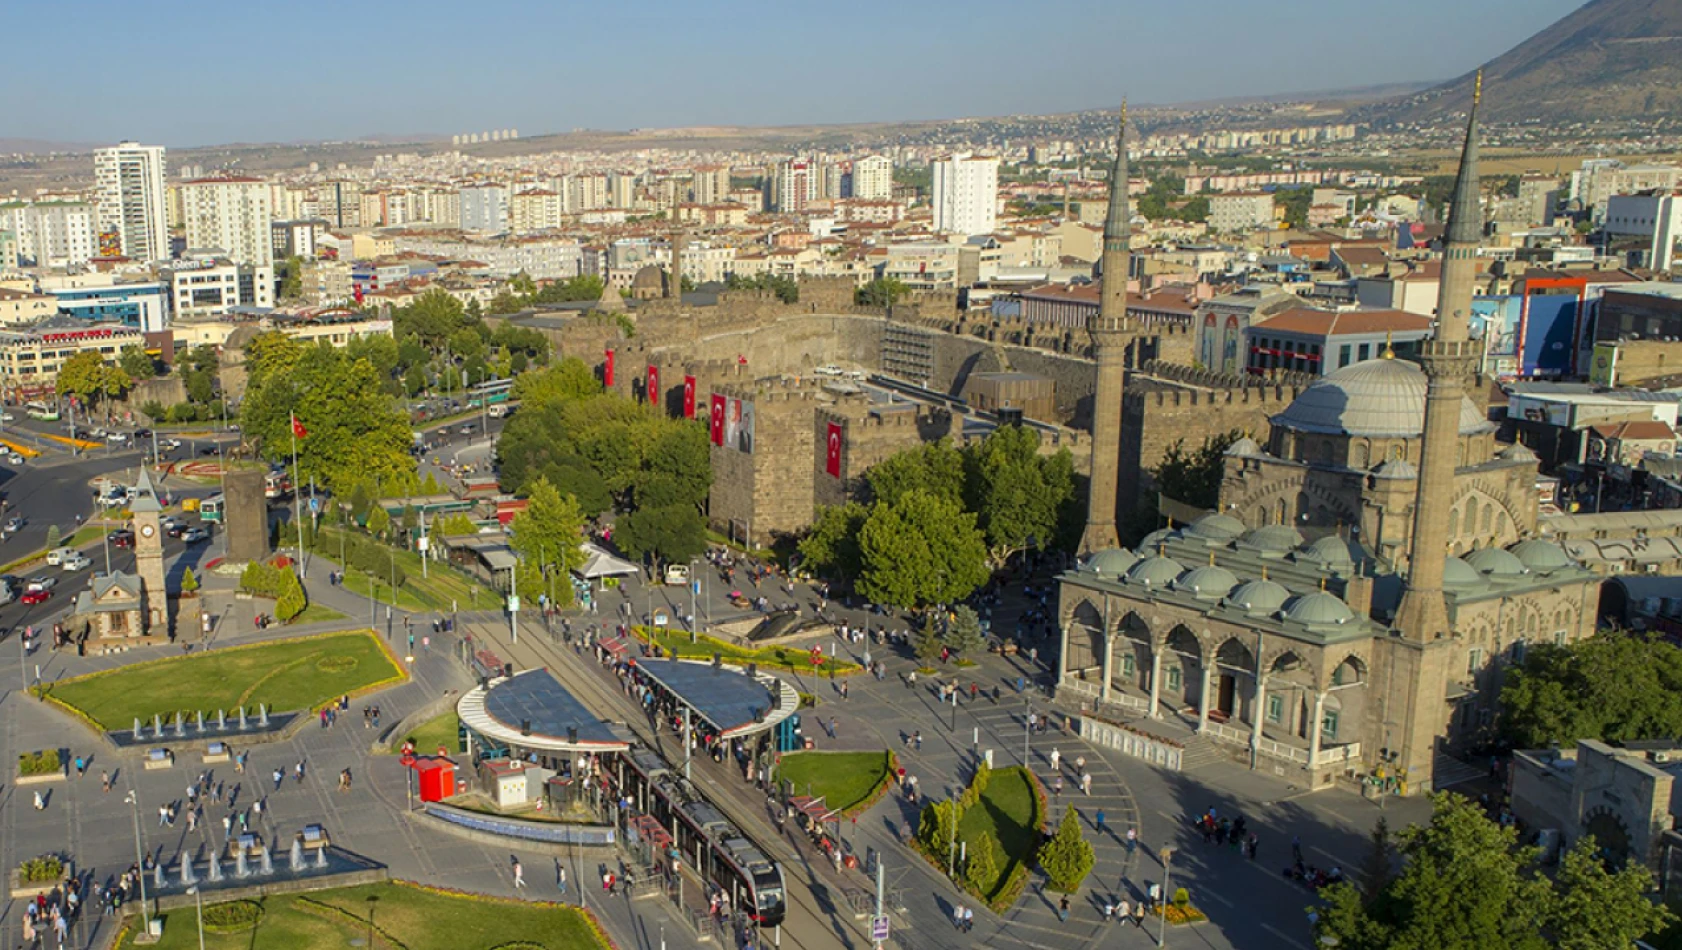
[25,401,59,421]
[465,378,513,408]
[199,495,225,524]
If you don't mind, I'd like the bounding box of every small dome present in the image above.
[1497,442,1538,462]
[1443,555,1482,589]
[1175,565,1240,601]
[1084,548,1139,576]
[1225,436,1264,457]
[1224,579,1291,616]
[1297,535,1357,568]
[1508,539,1572,574]
[1283,591,1356,627]
[1126,556,1186,588]
[1465,547,1528,577]
[631,264,666,290]
[1239,525,1303,554]
[1371,458,1418,480]
[1185,513,1246,542]
[1138,528,1174,551]
[1272,357,1491,438]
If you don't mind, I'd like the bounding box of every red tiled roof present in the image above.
[1251,307,1431,337]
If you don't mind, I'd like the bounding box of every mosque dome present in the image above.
[1185,513,1246,542]
[1126,556,1186,588]
[1443,555,1482,589]
[1272,358,1491,438]
[1224,579,1291,616]
[1464,547,1528,577]
[1084,548,1140,576]
[1508,539,1572,574]
[631,264,667,294]
[1138,528,1175,552]
[1238,525,1303,554]
[1371,458,1419,480]
[1175,566,1240,601]
[1283,591,1356,628]
[1296,535,1357,569]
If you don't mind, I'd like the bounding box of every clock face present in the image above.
[140,524,156,538]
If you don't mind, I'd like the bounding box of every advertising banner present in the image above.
[736,401,755,453]
[1589,342,1619,388]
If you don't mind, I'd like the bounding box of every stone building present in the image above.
[75,468,171,652]
[1059,78,1602,793]
[1510,740,1680,874]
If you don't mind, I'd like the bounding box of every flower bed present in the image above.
[201,899,264,934]
[1156,902,1209,925]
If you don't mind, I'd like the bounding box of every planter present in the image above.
[15,766,66,786]
[11,863,70,900]
[16,750,65,785]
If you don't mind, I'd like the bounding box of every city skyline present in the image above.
[13,0,1582,147]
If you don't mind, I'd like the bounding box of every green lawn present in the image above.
[393,709,461,755]
[120,880,607,950]
[317,527,502,613]
[777,751,890,814]
[38,630,403,729]
[292,603,348,625]
[958,766,1042,903]
[637,626,859,676]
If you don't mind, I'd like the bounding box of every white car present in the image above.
[60,553,91,571]
[163,438,182,449]
[7,455,21,465]
[25,576,56,593]
[0,412,13,422]
[105,432,128,443]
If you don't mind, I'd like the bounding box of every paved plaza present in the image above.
[0,555,1433,950]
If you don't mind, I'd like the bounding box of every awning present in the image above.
[789,795,840,824]
[576,543,639,580]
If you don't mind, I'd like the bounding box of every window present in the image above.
[1167,666,1182,692]
[1320,709,1340,740]
[1330,665,1345,687]
[1467,647,1484,675]
[1510,639,1527,664]
[1121,654,1135,676]
[1358,343,1370,362]
[1554,629,1567,646]
[1266,694,1284,723]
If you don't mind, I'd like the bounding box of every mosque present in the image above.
[1057,82,1600,792]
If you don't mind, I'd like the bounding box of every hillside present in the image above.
[1358,0,1682,125]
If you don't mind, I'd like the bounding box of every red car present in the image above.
[20,588,51,605]
[110,529,135,548]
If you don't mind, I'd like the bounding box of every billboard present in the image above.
[1508,394,1571,428]
[723,398,753,452]
[709,393,726,446]
[682,375,696,419]
[1589,343,1619,388]
[98,229,121,258]
[1472,283,1585,378]
[825,422,843,477]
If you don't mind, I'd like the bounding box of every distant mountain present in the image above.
[1357,0,1682,125]
[0,138,97,155]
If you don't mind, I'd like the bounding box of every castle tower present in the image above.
[1078,104,1134,556]
[1387,72,1486,787]
[667,227,686,299]
[130,467,169,633]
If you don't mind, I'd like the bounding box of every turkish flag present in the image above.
[682,375,696,419]
[709,394,726,446]
[291,414,308,439]
[825,422,842,477]
[604,349,616,387]
[646,365,659,405]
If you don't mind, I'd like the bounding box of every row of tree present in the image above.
[799,428,1078,610]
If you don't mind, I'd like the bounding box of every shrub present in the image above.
[964,840,997,893]
[276,569,307,622]
[1037,807,1096,893]
[918,799,958,855]
[18,856,64,883]
[201,899,264,933]
[180,567,199,594]
[1173,887,1190,908]
[18,750,60,776]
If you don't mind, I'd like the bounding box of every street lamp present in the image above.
[1157,846,1175,948]
[187,885,206,950]
[123,790,152,936]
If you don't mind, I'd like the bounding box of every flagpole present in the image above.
[291,412,305,579]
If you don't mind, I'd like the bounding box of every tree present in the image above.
[275,569,307,622]
[1500,632,1682,748]
[1154,430,1240,510]
[913,621,944,665]
[1037,807,1095,893]
[435,512,478,537]
[511,358,600,407]
[867,439,964,507]
[278,255,305,300]
[856,490,989,611]
[1544,835,1675,950]
[366,506,391,537]
[617,504,706,569]
[44,525,59,552]
[946,605,987,655]
[798,503,868,580]
[55,351,132,408]
[855,277,909,309]
[1358,816,1393,906]
[420,472,444,495]
[1275,186,1313,230]
[118,345,156,380]
[507,476,586,604]
[917,799,957,855]
[964,840,997,892]
[180,567,199,594]
[963,425,1075,564]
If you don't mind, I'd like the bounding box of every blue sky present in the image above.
[15,0,1583,146]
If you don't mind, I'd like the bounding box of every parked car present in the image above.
[7,455,22,466]
[109,529,135,548]
[182,528,210,544]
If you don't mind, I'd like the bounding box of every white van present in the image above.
[45,547,78,567]
[663,563,691,586]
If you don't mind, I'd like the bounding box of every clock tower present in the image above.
[129,468,169,633]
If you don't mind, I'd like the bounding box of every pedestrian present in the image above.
[74,755,85,777]
[295,760,306,783]
[1117,898,1130,924]
[1049,747,1061,773]
[1103,901,1114,923]
[1095,809,1107,834]
[557,863,567,895]
[1291,835,1303,867]
[513,859,526,890]
[273,768,284,790]
[1246,833,1258,861]
[1052,775,1063,798]
[1057,895,1069,922]
[33,790,44,811]
[952,904,964,930]
[1133,901,1147,927]
[963,906,973,932]
[913,731,922,751]
[158,804,169,827]
[223,814,232,838]
[1081,772,1092,795]
[101,770,111,793]
[1126,827,1137,854]
[1147,882,1161,910]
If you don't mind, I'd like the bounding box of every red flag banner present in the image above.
[682,375,696,419]
[709,394,726,446]
[291,414,308,439]
[825,422,842,477]
[646,365,660,405]
[604,349,616,387]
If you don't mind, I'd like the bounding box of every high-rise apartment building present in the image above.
[181,176,274,266]
[610,172,639,209]
[932,153,999,236]
[0,201,97,267]
[510,189,564,234]
[852,155,893,201]
[692,165,731,205]
[775,160,816,213]
[93,141,169,262]
[570,174,610,212]
[459,185,509,233]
